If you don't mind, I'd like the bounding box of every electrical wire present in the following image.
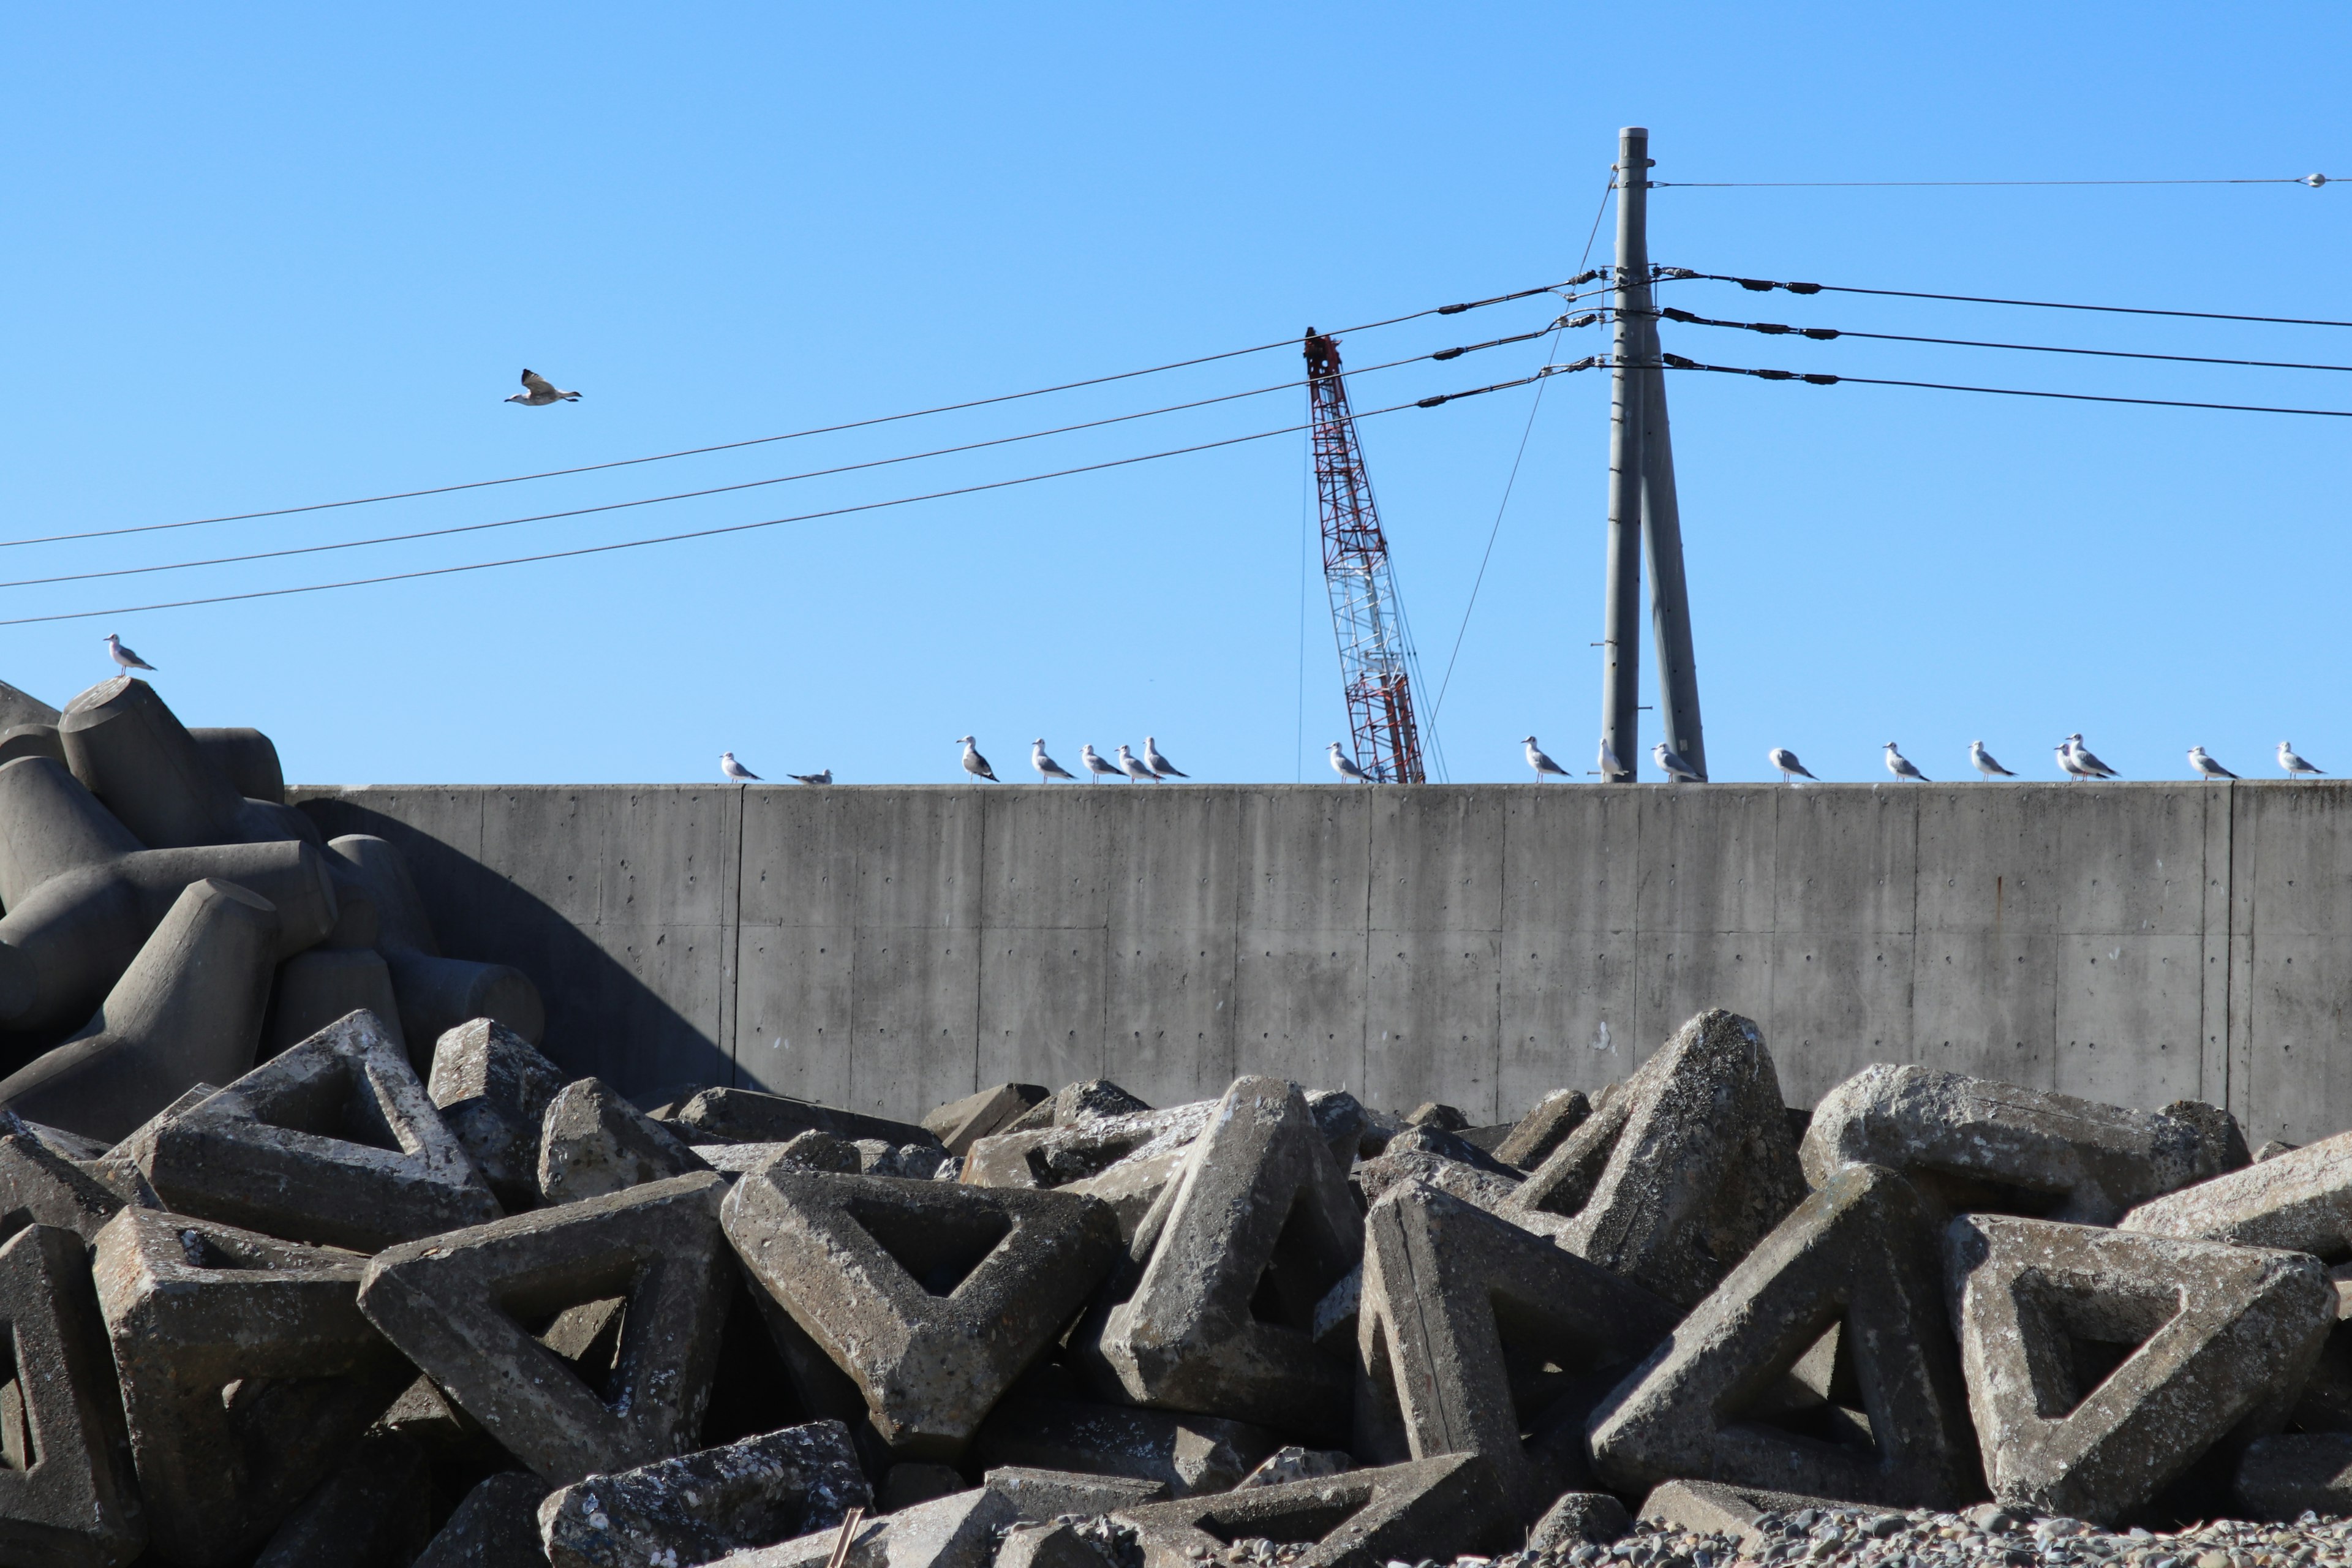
[0,369,1590,628]
[1659,270,2352,330]
[1,281,1594,556]
[1654,355,2352,417]
[1645,307,2352,373]
[1654,175,2329,188]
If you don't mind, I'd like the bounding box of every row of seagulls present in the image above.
[965,736,1191,783]
[720,752,833,785]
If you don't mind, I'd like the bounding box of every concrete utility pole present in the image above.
[1599,126,1706,781]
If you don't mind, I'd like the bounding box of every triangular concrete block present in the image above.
[141,1009,500,1251]
[92,1206,411,1566]
[0,1223,145,1567]
[1109,1454,1513,1568]
[1945,1211,2335,1523]
[1079,1076,1363,1438]
[724,1163,1121,1459]
[1588,1164,1981,1510]
[535,1418,869,1567]
[358,1171,736,1485]
[0,1131,123,1245]
[1357,1182,1679,1513]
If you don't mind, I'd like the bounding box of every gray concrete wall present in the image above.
[287,782,2352,1148]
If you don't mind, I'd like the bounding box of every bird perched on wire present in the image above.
[505,369,581,406]
[103,633,156,677]
[1328,742,1371,783]
[2185,747,2235,782]
[720,752,761,783]
[1883,742,1928,783]
[1523,736,1572,780]
[2066,734,2119,780]
[1768,747,1817,785]
[957,736,997,782]
[1115,744,1158,783]
[1079,744,1120,782]
[1031,741,1077,783]
[1142,736,1187,780]
[2279,741,2325,782]
[1654,741,1703,783]
[1598,738,1630,782]
[787,769,833,786]
[1970,741,2016,780]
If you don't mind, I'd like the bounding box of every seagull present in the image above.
[1142,736,1187,779]
[1598,738,1630,782]
[787,769,833,785]
[2067,734,2119,780]
[2280,741,2325,782]
[1031,741,1077,783]
[1115,744,1159,783]
[1079,744,1120,782]
[957,736,998,782]
[1970,741,2016,780]
[1328,742,1371,783]
[2056,739,2093,781]
[720,752,762,782]
[505,369,581,406]
[1523,736,1572,780]
[1767,747,1817,785]
[102,633,156,676]
[1653,741,1703,783]
[1882,742,1928,783]
[2187,747,2236,782]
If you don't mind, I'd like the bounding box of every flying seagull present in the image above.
[1768,747,1817,785]
[2067,734,2119,780]
[1080,744,1120,782]
[957,736,998,782]
[1032,741,1077,783]
[1328,742,1371,783]
[1142,736,1187,779]
[1970,741,2016,780]
[1653,741,1703,783]
[788,769,833,786]
[1883,742,1928,782]
[103,633,156,676]
[2280,741,2325,782]
[1598,738,1629,782]
[2187,747,2236,782]
[1523,736,1572,780]
[505,369,581,406]
[720,752,761,782]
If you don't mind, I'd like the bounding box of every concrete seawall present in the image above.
[286,782,2352,1147]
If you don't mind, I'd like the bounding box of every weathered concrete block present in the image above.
[263,946,405,1064]
[962,1104,1212,1193]
[93,1207,410,1566]
[0,1224,145,1567]
[0,1131,123,1245]
[2235,1431,2352,1521]
[922,1083,1049,1155]
[187,726,285,805]
[2120,1128,2352,1256]
[854,1139,949,1180]
[717,1486,1017,1568]
[1945,1212,2335,1523]
[1061,1141,1197,1245]
[58,676,284,850]
[995,1520,1115,1568]
[1493,1088,1592,1172]
[0,725,64,769]
[0,876,280,1143]
[1004,1080,1153,1134]
[327,834,546,1045]
[535,1419,870,1568]
[1634,1478,1838,1547]
[1110,1455,1512,1568]
[1505,1009,1807,1310]
[1352,1148,1530,1224]
[140,1009,501,1251]
[1806,1064,2247,1224]
[1380,1122,1522,1182]
[83,1082,214,1211]
[413,1472,554,1568]
[973,1396,1277,1498]
[723,1164,1120,1458]
[1589,1164,1981,1510]
[1234,1446,1352,1490]
[1305,1089,1367,1169]
[1527,1490,1632,1549]
[1081,1077,1362,1438]
[251,1431,431,1568]
[1359,1183,1678,1511]
[538,1076,711,1205]
[1404,1101,1469,1131]
[984,1465,1170,1520]
[429,1017,568,1212]
[667,1086,940,1150]
[359,1172,736,1484]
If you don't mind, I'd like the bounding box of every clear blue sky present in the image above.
[2,6,2345,786]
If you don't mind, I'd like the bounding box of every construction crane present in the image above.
[1305,328,1428,784]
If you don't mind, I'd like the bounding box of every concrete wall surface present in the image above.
[287,781,2352,1147]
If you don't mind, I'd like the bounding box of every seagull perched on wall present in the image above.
[1970,741,2016,780]
[1115,744,1159,783]
[1080,744,1120,782]
[102,633,156,676]
[957,736,998,782]
[1328,742,1371,783]
[1143,737,1187,779]
[720,752,761,782]
[787,769,832,785]
[505,369,581,405]
[2056,739,2092,781]
[1654,741,1703,783]
[2280,741,2325,782]
[1598,738,1630,782]
[1031,741,1077,783]
[1883,742,1928,782]
[1768,747,1817,785]
[2187,747,2236,782]
[1523,737,1571,780]
[2067,734,2119,780]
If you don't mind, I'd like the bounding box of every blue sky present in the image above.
[1,6,2345,786]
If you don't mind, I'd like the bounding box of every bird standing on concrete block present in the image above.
[1079,744,1119,782]
[505,369,581,405]
[1970,741,2016,780]
[1768,747,1817,785]
[1654,741,1703,783]
[2066,734,2119,780]
[720,752,761,782]
[103,633,156,676]
[1031,741,1077,783]
[1142,737,1187,779]
[2187,747,2236,782]
[788,769,832,785]
[1115,744,1158,783]
[2280,741,2325,782]
[1522,737,1570,780]
[1882,742,1928,782]
[1327,742,1371,783]
[957,736,998,782]
[1597,737,1630,782]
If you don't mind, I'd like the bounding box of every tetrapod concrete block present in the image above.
[668,1086,941,1150]
[92,1207,410,1567]
[1080,1077,1362,1439]
[539,1077,711,1205]
[1305,1089,1367,1170]
[58,677,278,851]
[1110,1455,1511,1568]
[0,725,64,769]
[359,1171,735,1485]
[1002,1080,1153,1135]
[0,682,58,733]
[984,1464,1170,1519]
[250,1430,431,1568]
[1353,1148,1529,1223]
[0,876,280,1144]
[1060,1140,1200,1245]
[972,1395,1277,1498]
[1588,1164,1981,1510]
[0,1224,145,1568]
[1945,1212,2336,1523]
[140,1009,500,1251]
[429,1017,568,1212]
[1505,1009,1807,1310]
[1380,1123,1522,1182]
[413,1472,554,1568]
[1806,1064,2248,1224]
[922,1083,1048,1155]
[0,1131,124,1245]
[186,726,285,805]
[535,1418,870,1568]
[1359,1182,1679,1512]
[724,1164,1121,1458]
[718,1485,1017,1568]
[326,834,546,1046]
[1493,1088,1592,1172]
[261,946,404,1063]
[962,1104,1212,1193]
[83,1082,216,1211]
[2120,1128,2352,1255]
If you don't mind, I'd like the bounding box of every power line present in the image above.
[1654,175,2330,188]
[1646,307,2352,373]
[0,368,1587,628]
[1659,270,2352,330]
[1656,354,2352,417]
[1,280,1595,556]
